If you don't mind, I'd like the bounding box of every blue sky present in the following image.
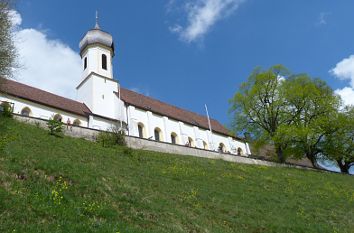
[12,0,354,127]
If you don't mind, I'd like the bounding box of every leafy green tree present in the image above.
[274,75,341,168]
[229,65,291,162]
[230,66,346,169]
[0,0,17,81]
[322,106,354,173]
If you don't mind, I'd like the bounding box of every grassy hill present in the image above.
[0,117,353,233]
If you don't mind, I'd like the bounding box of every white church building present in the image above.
[0,19,250,156]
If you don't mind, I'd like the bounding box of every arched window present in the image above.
[21,107,32,117]
[73,119,81,126]
[218,143,226,153]
[203,141,208,150]
[102,54,107,70]
[154,127,162,141]
[187,137,195,147]
[171,132,178,144]
[138,123,145,138]
[237,147,243,156]
[84,57,87,70]
[53,114,62,122]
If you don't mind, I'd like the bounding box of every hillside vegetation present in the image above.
[0,117,353,233]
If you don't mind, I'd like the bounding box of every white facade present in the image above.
[0,22,251,156]
[81,45,114,80]
[0,95,88,127]
[125,105,250,155]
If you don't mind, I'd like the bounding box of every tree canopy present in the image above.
[230,65,353,174]
[0,0,17,79]
[229,65,290,162]
[321,106,354,173]
[274,75,341,167]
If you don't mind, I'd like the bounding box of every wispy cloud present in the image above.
[10,10,81,99]
[317,12,331,26]
[330,55,354,106]
[168,0,245,43]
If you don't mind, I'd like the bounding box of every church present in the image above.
[0,18,250,156]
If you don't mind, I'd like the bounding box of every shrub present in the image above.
[0,102,12,117]
[47,118,63,136]
[110,126,126,146]
[97,131,115,147]
[97,126,126,147]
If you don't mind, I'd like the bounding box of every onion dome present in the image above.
[79,12,115,56]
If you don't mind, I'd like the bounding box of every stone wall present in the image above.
[13,114,315,171]
[14,115,100,141]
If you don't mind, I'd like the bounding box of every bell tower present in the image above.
[76,12,123,126]
[79,12,114,80]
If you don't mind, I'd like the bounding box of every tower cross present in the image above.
[95,10,100,29]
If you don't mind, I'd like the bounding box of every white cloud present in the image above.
[12,11,81,99]
[330,55,354,87]
[335,87,354,106]
[8,10,22,27]
[330,55,354,106]
[169,0,245,43]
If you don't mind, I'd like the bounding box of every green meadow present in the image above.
[0,117,353,233]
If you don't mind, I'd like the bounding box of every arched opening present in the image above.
[187,137,195,147]
[53,114,62,122]
[203,141,208,150]
[218,143,226,153]
[84,57,87,70]
[138,123,145,138]
[102,54,107,70]
[21,107,32,117]
[73,119,81,126]
[171,132,178,144]
[154,127,163,141]
[237,147,243,156]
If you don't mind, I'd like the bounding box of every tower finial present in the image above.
[95,10,100,29]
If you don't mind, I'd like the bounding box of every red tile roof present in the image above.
[0,78,238,139]
[0,79,91,117]
[119,88,235,138]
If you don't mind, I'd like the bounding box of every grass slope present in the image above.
[0,117,353,233]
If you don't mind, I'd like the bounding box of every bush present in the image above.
[47,118,63,136]
[97,131,115,147]
[0,102,12,117]
[97,126,126,147]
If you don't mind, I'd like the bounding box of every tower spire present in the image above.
[95,10,100,29]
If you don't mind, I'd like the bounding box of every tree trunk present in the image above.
[336,159,350,174]
[306,153,318,168]
[275,146,285,163]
